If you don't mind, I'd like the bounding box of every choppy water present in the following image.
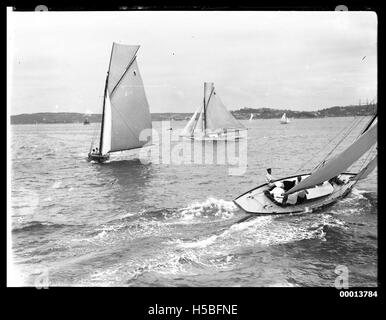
[10,117,377,287]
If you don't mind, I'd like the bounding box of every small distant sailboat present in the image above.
[249,113,254,121]
[180,82,246,140]
[234,113,377,214]
[83,118,90,125]
[88,43,152,163]
[280,113,290,124]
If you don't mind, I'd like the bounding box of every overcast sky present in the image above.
[8,10,377,115]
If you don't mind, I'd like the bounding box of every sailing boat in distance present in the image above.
[88,43,152,163]
[180,82,246,140]
[249,113,254,121]
[280,113,290,124]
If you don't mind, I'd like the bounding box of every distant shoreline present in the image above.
[10,104,376,125]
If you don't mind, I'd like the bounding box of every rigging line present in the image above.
[90,123,99,148]
[318,115,368,165]
[311,115,368,171]
[295,115,362,173]
[89,97,104,152]
[363,145,377,169]
[356,143,377,172]
[350,145,377,188]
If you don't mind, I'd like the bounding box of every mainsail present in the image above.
[204,82,245,132]
[100,43,152,154]
[285,120,377,195]
[249,113,254,120]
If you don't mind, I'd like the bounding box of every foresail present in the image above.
[105,43,152,152]
[353,154,377,181]
[285,122,377,195]
[204,82,245,131]
[195,108,204,133]
[181,106,201,136]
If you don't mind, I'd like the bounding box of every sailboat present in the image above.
[280,113,290,124]
[180,82,246,140]
[88,43,152,163]
[249,113,254,121]
[234,113,377,214]
[83,117,90,125]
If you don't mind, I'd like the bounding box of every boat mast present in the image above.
[99,43,114,154]
[202,84,206,135]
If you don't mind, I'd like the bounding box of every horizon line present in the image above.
[10,102,376,117]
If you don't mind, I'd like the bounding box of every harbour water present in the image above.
[10,117,377,286]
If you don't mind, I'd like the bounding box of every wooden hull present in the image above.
[233,173,357,215]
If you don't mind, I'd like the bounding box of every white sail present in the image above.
[101,43,152,153]
[280,113,288,123]
[285,121,377,195]
[181,106,201,136]
[353,154,377,181]
[204,82,245,132]
[195,108,204,133]
[249,113,254,121]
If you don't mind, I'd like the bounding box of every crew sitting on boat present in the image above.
[282,176,306,205]
[269,182,285,203]
[329,175,344,185]
[268,176,308,206]
[90,147,99,155]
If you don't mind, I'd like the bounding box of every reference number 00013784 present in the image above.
[339,291,378,298]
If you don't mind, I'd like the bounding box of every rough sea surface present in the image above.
[10,117,377,287]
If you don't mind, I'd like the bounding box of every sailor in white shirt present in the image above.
[270,182,285,202]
